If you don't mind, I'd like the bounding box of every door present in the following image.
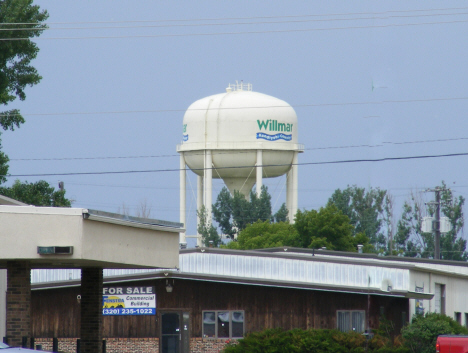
[161,311,190,353]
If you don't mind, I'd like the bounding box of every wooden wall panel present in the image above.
[31,278,409,338]
[32,286,81,338]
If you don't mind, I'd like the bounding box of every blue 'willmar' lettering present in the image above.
[256,133,292,141]
[183,134,189,142]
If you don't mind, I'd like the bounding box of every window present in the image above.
[402,311,407,326]
[203,311,244,338]
[455,312,462,325]
[465,313,468,327]
[337,310,365,333]
[434,284,446,315]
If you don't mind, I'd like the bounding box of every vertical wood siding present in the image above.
[31,278,408,338]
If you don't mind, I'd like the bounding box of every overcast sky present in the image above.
[3,1,468,242]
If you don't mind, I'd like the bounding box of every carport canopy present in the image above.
[0,205,184,353]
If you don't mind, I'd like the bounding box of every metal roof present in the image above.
[30,247,442,299]
[84,209,184,233]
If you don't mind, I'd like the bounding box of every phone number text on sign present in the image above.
[103,308,155,315]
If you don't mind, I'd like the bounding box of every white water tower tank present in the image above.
[177,82,304,245]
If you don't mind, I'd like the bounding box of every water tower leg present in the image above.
[180,154,186,244]
[197,175,203,246]
[286,169,293,222]
[201,150,213,247]
[256,150,263,197]
[291,152,298,221]
[204,150,213,220]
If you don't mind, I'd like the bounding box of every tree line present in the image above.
[200,182,466,261]
[0,1,70,205]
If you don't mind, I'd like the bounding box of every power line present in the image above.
[10,154,178,161]
[3,11,468,32]
[2,6,468,26]
[61,180,468,193]
[2,19,468,41]
[9,136,468,162]
[307,137,468,151]
[3,95,468,118]
[6,151,468,178]
[0,17,396,31]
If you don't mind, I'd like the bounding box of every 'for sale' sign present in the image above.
[102,286,156,315]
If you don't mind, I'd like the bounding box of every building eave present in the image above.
[83,209,185,233]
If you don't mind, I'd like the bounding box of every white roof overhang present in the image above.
[0,206,183,269]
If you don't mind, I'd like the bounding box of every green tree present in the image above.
[438,182,466,260]
[393,200,425,257]
[0,0,48,181]
[0,179,71,206]
[294,204,370,251]
[402,313,468,353]
[328,185,387,251]
[212,186,285,237]
[212,187,235,238]
[249,186,272,223]
[225,221,299,250]
[393,190,434,258]
[197,205,221,247]
[394,183,466,260]
[230,190,252,232]
[273,203,289,223]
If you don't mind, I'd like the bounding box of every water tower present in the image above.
[177,82,304,246]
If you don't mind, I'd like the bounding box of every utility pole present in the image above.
[434,188,441,260]
[426,187,443,259]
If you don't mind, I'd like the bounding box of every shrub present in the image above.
[401,313,468,353]
[222,328,408,353]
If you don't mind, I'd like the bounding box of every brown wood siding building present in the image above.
[31,277,409,339]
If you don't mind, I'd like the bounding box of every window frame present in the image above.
[202,310,245,339]
[336,310,366,333]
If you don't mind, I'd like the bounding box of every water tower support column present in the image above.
[180,154,186,244]
[256,150,263,197]
[286,169,293,221]
[291,152,298,220]
[286,151,298,222]
[196,174,203,246]
[204,149,213,220]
